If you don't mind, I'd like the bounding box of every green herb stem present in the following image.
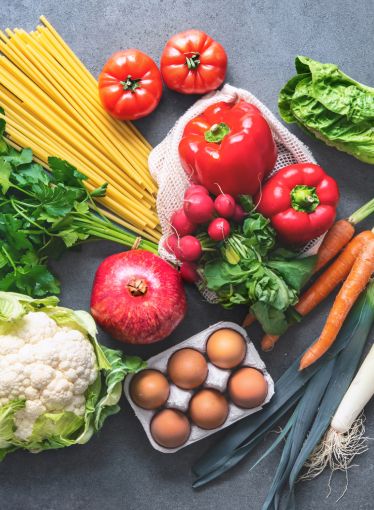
[0,120,160,297]
[348,197,374,225]
[75,220,158,253]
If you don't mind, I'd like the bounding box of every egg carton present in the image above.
[124,321,274,453]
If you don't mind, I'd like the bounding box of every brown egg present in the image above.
[189,389,229,429]
[167,348,208,389]
[228,367,268,408]
[130,369,169,410]
[150,409,191,448]
[206,328,246,369]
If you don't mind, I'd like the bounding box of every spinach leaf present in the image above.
[242,213,275,256]
[250,302,290,335]
[238,194,254,212]
[200,203,315,334]
[267,255,316,292]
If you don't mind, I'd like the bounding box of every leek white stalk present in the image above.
[332,344,374,433]
[304,344,374,478]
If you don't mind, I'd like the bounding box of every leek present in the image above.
[193,281,374,502]
[304,342,374,479]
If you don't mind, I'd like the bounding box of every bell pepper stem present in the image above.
[291,185,320,213]
[205,123,231,143]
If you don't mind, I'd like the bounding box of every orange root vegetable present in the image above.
[261,230,374,351]
[242,312,256,328]
[314,198,374,273]
[313,219,355,273]
[300,237,374,370]
[261,334,279,351]
[244,199,374,331]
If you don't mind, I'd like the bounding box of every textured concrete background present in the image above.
[1,1,374,509]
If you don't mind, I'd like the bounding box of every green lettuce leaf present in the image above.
[0,399,26,449]
[0,292,26,322]
[279,56,374,164]
[27,411,84,451]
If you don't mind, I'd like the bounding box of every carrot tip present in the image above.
[261,341,274,352]
[299,355,313,370]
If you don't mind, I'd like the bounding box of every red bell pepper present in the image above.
[256,163,339,245]
[178,101,277,197]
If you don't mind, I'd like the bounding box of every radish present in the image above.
[164,234,178,254]
[214,194,236,218]
[208,218,231,241]
[184,185,209,199]
[233,204,246,223]
[180,262,199,283]
[171,208,197,236]
[184,193,214,223]
[174,235,202,261]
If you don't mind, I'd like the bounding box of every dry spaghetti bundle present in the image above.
[0,16,160,242]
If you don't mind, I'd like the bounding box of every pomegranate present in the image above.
[90,250,187,344]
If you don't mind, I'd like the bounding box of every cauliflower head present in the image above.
[0,311,98,440]
[0,292,145,460]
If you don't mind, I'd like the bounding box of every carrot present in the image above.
[242,312,256,328]
[313,199,374,273]
[243,198,374,329]
[313,219,355,273]
[300,236,374,370]
[261,230,374,351]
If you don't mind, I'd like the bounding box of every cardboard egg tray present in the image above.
[124,321,274,453]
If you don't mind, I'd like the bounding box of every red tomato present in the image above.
[160,30,227,94]
[98,49,162,120]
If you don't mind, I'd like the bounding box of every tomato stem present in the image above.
[291,185,320,213]
[185,53,200,70]
[120,75,141,93]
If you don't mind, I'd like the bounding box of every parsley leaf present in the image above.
[11,163,51,188]
[3,147,33,166]
[48,157,87,187]
[0,158,12,193]
[0,118,157,297]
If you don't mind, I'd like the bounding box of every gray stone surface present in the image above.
[1,1,374,508]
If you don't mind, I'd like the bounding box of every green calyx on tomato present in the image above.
[290,185,320,213]
[160,29,228,94]
[98,49,162,121]
[204,123,231,143]
[120,75,141,93]
[185,53,200,70]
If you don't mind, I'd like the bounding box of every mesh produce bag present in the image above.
[149,84,322,300]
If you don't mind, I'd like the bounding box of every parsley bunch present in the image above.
[0,118,158,297]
